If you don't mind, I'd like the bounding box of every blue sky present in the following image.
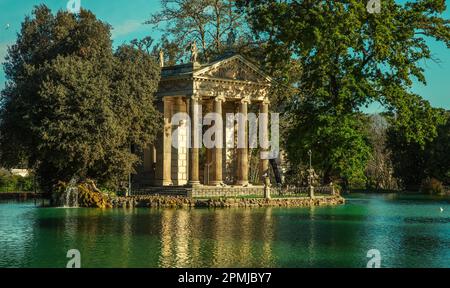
[0,0,449,111]
[0,0,163,90]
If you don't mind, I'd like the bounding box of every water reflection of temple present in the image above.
[158,208,275,267]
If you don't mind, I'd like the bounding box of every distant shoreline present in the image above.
[348,189,450,196]
[0,192,51,200]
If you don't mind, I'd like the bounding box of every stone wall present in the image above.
[132,185,266,198]
[110,195,345,208]
[131,185,335,198]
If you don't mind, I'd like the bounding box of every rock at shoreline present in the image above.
[77,181,112,208]
[53,180,112,208]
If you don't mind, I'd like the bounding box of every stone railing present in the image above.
[272,186,309,197]
[272,184,337,198]
[191,186,264,198]
[131,186,190,197]
[131,183,338,199]
[131,186,265,198]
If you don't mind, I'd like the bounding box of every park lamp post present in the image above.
[307,149,314,199]
[308,149,312,171]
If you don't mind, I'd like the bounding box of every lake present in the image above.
[0,193,449,268]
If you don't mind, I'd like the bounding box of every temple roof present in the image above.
[161,54,272,84]
[157,54,271,101]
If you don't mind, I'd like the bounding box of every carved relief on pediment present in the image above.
[194,79,270,101]
[196,59,267,83]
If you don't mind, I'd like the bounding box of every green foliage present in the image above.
[426,113,450,183]
[0,169,18,191]
[0,6,161,191]
[421,177,445,195]
[240,0,450,189]
[286,113,371,189]
[0,169,35,192]
[387,110,450,189]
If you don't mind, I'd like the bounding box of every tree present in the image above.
[426,112,450,184]
[387,109,449,189]
[147,0,256,62]
[364,114,398,190]
[240,0,450,188]
[0,6,161,190]
[285,112,372,189]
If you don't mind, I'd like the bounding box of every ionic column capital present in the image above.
[261,97,270,105]
[240,96,251,104]
[190,93,201,102]
[214,94,226,103]
[162,96,174,103]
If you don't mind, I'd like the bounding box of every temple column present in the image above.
[210,96,224,186]
[236,98,249,186]
[259,98,270,182]
[188,94,201,186]
[156,97,173,186]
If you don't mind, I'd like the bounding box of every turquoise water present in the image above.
[0,194,449,268]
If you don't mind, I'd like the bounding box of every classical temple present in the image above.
[133,49,273,196]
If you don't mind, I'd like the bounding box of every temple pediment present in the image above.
[158,54,271,99]
[193,55,271,85]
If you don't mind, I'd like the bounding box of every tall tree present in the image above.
[0,6,161,190]
[147,0,255,62]
[426,112,450,184]
[240,0,450,187]
[364,114,398,190]
[387,109,449,189]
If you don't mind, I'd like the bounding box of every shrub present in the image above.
[421,177,444,195]
[0,169,35,192]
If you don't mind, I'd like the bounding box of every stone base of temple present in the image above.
[235,180,249,186]
[187,181,201,188]
[110,194,345,208]
[153,180,174,186]
[131,185,266,198]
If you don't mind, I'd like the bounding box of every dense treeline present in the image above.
[0,1,448,193]
[238,0,449,192]
[387,109,450,191]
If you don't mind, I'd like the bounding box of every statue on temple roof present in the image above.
[159,49,164,67]
[190,41,198,63]
[226,29,236,49]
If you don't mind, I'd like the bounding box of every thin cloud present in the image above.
[111,20,146,39]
